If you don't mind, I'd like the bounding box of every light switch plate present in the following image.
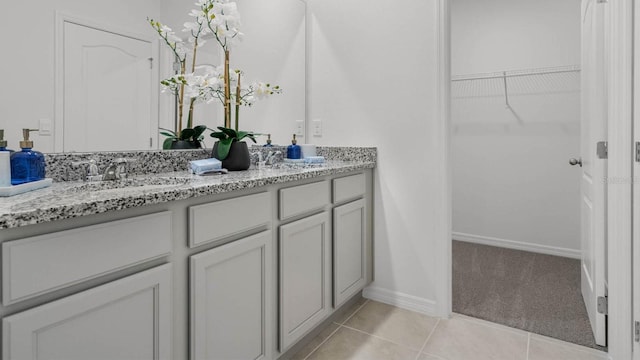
[295,120,305,137]
[312,119,322,137]
[39,118,52,136]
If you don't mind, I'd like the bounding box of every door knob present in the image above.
[569,158,582,167]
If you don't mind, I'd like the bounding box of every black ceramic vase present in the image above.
[169,140,201,150]
[212,141,251,171]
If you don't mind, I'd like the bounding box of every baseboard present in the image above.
[452,232,581,259]
[362,286,439,317]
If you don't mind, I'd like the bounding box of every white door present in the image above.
[633,0,640,357]
[580,0,608,347]
[63,21,155,152]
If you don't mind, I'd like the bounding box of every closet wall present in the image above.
[452,0,582,257]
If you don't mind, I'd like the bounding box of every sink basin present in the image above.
[66,177,192,194]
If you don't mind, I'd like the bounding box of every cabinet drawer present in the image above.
[279,181,330,220]
[333,173,366,203]
[2,212,172,305]
[189,192,271,248]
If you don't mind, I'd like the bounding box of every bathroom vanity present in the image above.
[0,147,375,360]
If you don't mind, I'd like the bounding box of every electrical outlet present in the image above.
[312,119,322,137]
[295,120,305,137]
[39,118,52,136]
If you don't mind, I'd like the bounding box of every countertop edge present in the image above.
[0,161,375,230]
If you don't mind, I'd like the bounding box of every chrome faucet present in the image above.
[71,158,135,182]
[103,158,130,181]
[265,151,282,165]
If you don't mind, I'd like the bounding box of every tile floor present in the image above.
[291,299,609,360]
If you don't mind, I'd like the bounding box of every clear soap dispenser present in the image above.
[11,129,45,185]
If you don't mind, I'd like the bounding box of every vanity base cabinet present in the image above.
[190,230,273,360]
[2,264,172,360]
[333,199,367,308]
[279,212,331,352]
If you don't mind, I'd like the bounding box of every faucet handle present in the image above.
[71,159,101,181]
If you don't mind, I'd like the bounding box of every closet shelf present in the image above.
[451,64,581,109]
[452,65,580,82]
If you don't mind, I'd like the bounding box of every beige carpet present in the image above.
[453,240,607,351]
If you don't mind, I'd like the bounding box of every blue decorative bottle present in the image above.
[287,134,301,159]
[11,129,45,185]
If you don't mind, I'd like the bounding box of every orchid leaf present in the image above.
[159,128,177,136]
[163,138,175,150]
[180,128,195,140]
[210,132,227,140]
[218,126,238,138]
[193,125,207,138]
[215,138,234,160]
[160,131,176,138]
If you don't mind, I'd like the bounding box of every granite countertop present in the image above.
[0,159,375,230]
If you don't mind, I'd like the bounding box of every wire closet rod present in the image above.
[451,65,581,82]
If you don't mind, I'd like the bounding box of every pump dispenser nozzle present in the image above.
[0,130,7,148]
[20,129,38,149]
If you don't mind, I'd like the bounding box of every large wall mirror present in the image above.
[0,0,306,153]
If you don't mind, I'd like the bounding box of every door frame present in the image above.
[54,12,160,152]
[435,0,634,358]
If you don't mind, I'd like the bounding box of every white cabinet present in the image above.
[333,199,367,308]
[2,264,172,360]
[190,231,273,360]
[278,212,331,352]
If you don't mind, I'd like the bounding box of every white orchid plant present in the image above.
[149,0,281,152]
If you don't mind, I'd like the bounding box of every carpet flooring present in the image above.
[452,240,607,351]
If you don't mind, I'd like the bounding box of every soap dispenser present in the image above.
[11,129,45,185]
[0,130,10,187]
[286,134,301,159]
[263,133,274,147]
[0,130,13,152]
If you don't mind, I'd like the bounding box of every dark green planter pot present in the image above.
[212,141,251,171]
[169,140,201,150]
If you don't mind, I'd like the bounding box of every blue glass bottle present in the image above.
[287,134,301,159]
[11,129,45,185]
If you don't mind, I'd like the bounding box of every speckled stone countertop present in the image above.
[0,147,376,229]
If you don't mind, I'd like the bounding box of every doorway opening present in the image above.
[449,0,607,351]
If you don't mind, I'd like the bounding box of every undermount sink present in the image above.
[66,177,192,194]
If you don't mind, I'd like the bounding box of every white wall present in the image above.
[308,0,444,311]
[451,0,582,257]
[0,0,161,153]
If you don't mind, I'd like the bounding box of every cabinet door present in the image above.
[190,231,273,360]
[279,212,331,351]
[3,264,172,360]
[333,199,367,308]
